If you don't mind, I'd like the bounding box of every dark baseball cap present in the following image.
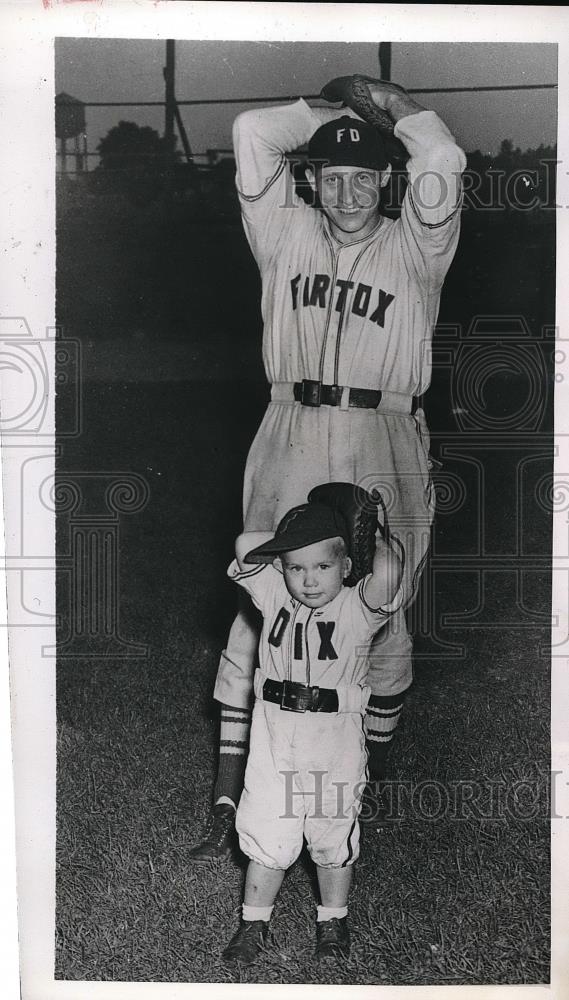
[308,116,389,171]
[244,502,349,564]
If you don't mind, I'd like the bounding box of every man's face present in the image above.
[281,537,352,609]
[309,164,389,243]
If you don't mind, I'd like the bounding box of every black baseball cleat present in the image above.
[222,919,269,965]
[187,803,236,864]
[359,780,400,826]
[315,917,350,960]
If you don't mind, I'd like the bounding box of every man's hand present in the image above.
[365,79,426,121]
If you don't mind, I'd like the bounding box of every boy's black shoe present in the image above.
[187,803,235,863]
[222,920,269,965]
[315,917,350,960]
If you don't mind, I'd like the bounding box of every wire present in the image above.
[78,83,556,108]
[406,84,556,94]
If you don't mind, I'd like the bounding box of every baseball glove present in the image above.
[320,74,396,135]
[307,481,389,586]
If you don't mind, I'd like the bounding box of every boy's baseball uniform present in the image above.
[214,100,466,711]
[229,558,403,869]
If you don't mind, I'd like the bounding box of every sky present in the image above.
[55,39,558,164]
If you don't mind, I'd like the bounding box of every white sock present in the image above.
[317,905,348,922]
[215,795,236,810]
[242,903,273,923]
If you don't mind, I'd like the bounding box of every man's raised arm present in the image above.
[365,79,466,228]
[232,99,358,265]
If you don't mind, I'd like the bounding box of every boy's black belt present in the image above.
[293,379,420,413]
[262,678,339,713]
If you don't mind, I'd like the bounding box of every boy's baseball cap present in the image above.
[308,116,389,171]
[244,502,349,564]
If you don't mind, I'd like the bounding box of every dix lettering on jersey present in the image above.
[290,273,395,328]
[268,608,339,660]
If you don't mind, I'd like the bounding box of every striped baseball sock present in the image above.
[365,688,410,782]
[213,704,252,809]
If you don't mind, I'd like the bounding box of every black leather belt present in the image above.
[262,678,339,713]
[293,379,419,413]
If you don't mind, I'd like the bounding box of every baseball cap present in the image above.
[244,502,349,564]
[308,115,389,171]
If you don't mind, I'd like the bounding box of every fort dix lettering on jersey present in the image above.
[290,272,395,327]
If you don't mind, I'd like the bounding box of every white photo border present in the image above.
[0,3,566,998]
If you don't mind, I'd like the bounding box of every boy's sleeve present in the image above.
[227,559,286,615]
[395,110,467,291]
[350,574,406,632]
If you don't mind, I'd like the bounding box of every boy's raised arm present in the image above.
[362,536,403,614]
[235,531,274,572]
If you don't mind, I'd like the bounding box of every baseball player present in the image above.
[189,75,466,861]
[222,495,403,964]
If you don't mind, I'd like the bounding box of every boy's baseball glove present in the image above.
[307,481,389,586]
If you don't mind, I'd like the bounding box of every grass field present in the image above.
[55,194,553,985]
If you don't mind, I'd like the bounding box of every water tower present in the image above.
[56,92,87,174]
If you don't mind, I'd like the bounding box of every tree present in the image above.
[97,121,178,172]
[96,121,180,202]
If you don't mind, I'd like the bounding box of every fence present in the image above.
[55,82,557,176]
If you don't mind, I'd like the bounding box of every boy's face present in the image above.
[280,537,352,609]
[306,164,391,244]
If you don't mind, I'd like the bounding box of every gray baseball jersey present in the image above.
[234,100,465,394]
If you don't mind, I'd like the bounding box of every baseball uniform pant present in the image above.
[236,684,368,870]
[214,399,432,709]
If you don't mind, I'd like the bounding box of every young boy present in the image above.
[222,495,403,965]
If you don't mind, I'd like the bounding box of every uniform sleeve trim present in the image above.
[358,576,405,617]
[408,187,462,230]
[236,159,287,203]
[231,562,268,582]
[358,577,390,616]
